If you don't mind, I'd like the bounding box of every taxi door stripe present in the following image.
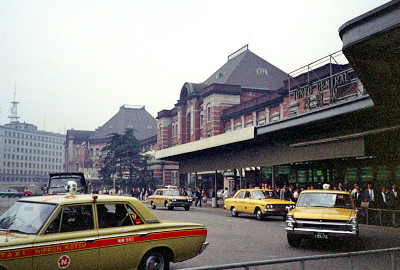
[0,228,207,261]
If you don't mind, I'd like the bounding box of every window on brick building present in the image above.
[207,105,211,122]
[200,113,204,128]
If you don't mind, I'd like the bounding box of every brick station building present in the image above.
[155,3,399,197]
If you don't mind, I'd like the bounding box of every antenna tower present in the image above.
[9,83,20,123]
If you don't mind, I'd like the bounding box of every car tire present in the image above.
[151,201,156,209]
[255,208,264,220]
[184,206,190,211]
[231,207,239,217]
[287,234,302,248]
[139,250,170,270]
[165,202,174,210]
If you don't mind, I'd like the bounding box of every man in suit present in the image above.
[376,187,390,209]
[337,182,345,191]
[284,185,295,202]
[363,183,377,208]
[353,187,363,208]
[389,184,400,209]
[280,184,287,200]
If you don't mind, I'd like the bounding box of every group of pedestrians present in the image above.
[130,187,154,201]
[193,187,208,207]
[350,183,400,209]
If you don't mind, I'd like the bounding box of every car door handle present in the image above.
[85,238,97,243]
[138,233,148,237]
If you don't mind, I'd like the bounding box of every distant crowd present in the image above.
[268,182,400,210]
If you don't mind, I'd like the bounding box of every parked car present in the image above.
[148,188,193,211]
[44,172,88,195]
[285,187,359,248]
[0,187,208,270]
[0,188,22,198]
[224,188,295,220]
[22,190,33,196]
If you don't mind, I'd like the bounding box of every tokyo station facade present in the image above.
[155,1,400,193]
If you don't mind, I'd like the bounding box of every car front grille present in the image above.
[295,219,351,232]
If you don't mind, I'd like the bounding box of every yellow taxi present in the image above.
[224,188,295,220]
[0,183,208,270]
[285,186,359,247]
[148,188,193,211]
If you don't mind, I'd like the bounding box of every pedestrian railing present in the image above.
[182,247,400,270]
[357,208,400,227]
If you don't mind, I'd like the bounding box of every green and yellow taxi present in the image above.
[224,188,296,220]
[285,187,359,247]
[148,188,193,211]
[0,184,208,270]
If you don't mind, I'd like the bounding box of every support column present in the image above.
[213,170,218,208]
[271,166,276,190]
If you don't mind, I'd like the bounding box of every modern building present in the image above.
[0,121,65,191]
[0,94,66,192]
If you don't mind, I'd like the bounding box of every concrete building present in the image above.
[0,121,65,191]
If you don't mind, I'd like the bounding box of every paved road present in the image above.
[152,203,400,270]
[2,197,400,269]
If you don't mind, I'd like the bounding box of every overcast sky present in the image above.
[0,0,389,134]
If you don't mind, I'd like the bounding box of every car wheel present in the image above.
[184,206,190,211]
[287,234,302,248]
[231,207,239,217]
[151,201,156,209]
[165,202,174,210]
[255,208,264,220]
[139,250,170,270]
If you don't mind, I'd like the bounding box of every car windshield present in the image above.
[252,190,277,199]
[0,202,57,234]
[50,178,83,188]
[297,193,353,209]
[164,190,180,196]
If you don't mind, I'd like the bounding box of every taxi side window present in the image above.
[236,191,245,199]
[46,204,94,234]
[244,191,251,199]
[97,203,139,229]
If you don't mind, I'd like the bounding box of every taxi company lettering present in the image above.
[292,70,351,101]
[0,249,27,259]
[35,242,87,255]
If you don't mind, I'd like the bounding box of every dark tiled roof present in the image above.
[66,130,95,144]
[204,47,288,90]
[90,105,157,141]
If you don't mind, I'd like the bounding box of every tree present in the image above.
[99,129,150,190]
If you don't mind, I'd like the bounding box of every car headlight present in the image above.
[171,198,176,202]
[349,217,358,232]
[188,198,192,202]
[286,214,295,227]
[266,204,273,209]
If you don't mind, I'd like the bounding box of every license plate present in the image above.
[314,232,328,239]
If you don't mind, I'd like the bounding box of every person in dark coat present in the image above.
[353,187,364,208]
[195,187,202,207]
[363,183,377,208]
